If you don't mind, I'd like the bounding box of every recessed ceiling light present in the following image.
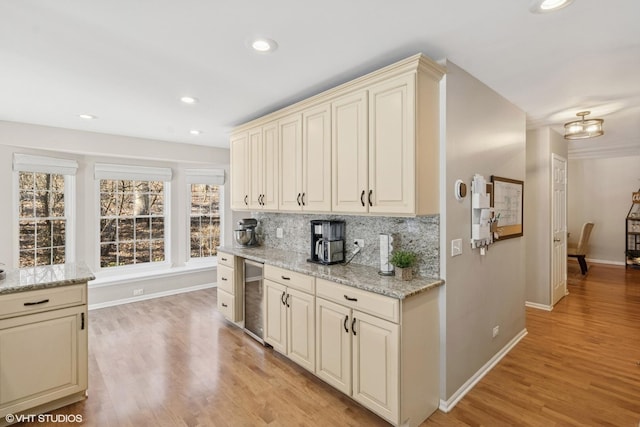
[190,129,202,135]
[79,114,97,120]
[249,37,278,53]
[529,0,574,13]
[180,96,198,104]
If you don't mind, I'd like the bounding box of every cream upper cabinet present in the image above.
[368,73,416,215]
[279,106,331,212]
[230,132,249,210]
[278,114,303,210]
[332,91,369,213]
[232,54,444,216]
[247,122,279,210]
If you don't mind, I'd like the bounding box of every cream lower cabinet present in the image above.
[0,285,88,424]
[216,252,242,323]
[315,278,439,427]
[263,265,315,372]
[316,297,399,424]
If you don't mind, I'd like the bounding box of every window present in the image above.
[13,154,77,268]
[190,184,220,258]
[186,168,225,262]
[18,172,66,267]
[99,180,165,267]
[95,163,172,269]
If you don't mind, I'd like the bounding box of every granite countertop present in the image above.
[0,262,95,295]
[218,246,443,299]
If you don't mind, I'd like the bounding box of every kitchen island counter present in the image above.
[0,262,95,295]
[217,246,443,299]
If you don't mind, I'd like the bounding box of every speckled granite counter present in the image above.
[218,246,443,299]
[0,262,95,295]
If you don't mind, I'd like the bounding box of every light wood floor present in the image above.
[19,262,640,426]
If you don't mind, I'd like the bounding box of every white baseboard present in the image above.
[525,301,553,311]
[89,283,216,310]
[438,328,528,413]
[587,258,625,266]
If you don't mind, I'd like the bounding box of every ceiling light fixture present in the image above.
[180,96,198,104]
[250,37,278,53]
[79,114,97,120]
[564,111,604,140]
[189,129,202,135]
[529,0,574,13]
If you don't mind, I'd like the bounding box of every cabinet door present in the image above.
[248,126,263,209]
[315,298,351,395]
[302,104,331,212]
[230,132,250,210]
[368,73,416,215]
[0,306,87,417]
[262,122,279,210]
[286,288,315,373]
[332,91,369,213]
[279,114,303,211]
[352,310,399,424]
[264,280,287,354]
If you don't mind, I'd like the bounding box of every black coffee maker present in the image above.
[308,220,345,265]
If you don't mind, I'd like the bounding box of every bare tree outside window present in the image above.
[18,172,66,267]
[190,184,220,258]
[99,179,165,268]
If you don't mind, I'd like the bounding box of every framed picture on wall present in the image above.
[491,176,524,240]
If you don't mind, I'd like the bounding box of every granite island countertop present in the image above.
[0,262,95,295]
[217,246,443,299]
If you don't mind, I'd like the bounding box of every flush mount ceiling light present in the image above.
[564,111,604,140]
[529,0,574,13]
[180,96,198,104]
[79,114,97,120]
[249,37,278,53]
[189,129,202,135]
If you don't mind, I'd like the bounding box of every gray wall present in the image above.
[525,127,567,306]
[0,120,232,306]
[250,212,439,278]
[441,62,526,400]
[568,155,640,264]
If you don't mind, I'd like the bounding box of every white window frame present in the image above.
[12,154,77,268]
[185,169,225,266]
[94,163,172,275]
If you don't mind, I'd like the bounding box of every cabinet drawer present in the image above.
[217,289,235,321]
[316,279,399,323]
[0,285,86,320]
[264,265,315,294]
[217,265,235,295]
[218,252,234,268]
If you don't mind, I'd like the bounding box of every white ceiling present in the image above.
[1,1,639,156]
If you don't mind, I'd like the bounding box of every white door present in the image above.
[551,154,568,305]
[286,288,315,373]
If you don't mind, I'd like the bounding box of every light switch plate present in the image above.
[451,238,462,256]
[276,227,283,239]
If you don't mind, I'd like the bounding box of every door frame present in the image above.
[550,153,568,306]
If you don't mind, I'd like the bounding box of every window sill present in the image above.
[89,262,216,288]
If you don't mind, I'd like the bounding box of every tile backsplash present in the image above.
[250,212,439,278]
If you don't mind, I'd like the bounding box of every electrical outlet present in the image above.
[354,239,364,249]
[492,325,500,338]
[276,227,283,239]
[133,288,144,296]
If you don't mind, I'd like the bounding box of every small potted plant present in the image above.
[389,250,417,281]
